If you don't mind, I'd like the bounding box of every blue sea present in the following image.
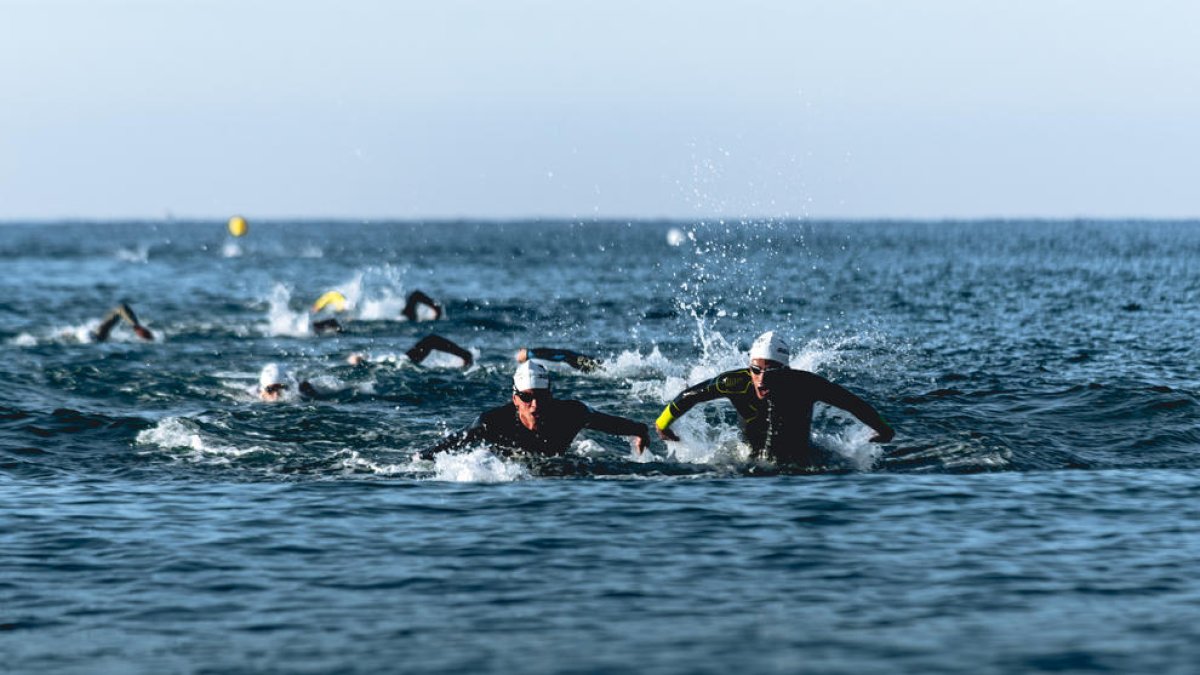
[3,221,1200,674]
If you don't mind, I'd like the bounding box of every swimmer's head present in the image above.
[259,363,291,401]
[512,361,551,431]
[133,326,154,341]
[347,352,367,367]
[749,331,789,400]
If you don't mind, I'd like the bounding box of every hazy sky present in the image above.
[2,0,1198,220]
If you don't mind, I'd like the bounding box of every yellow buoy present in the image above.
[227,215,248,237]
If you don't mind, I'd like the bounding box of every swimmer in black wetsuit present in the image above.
[515,347,602,373]
[347,334,473,368]
[257,362,321,401]
[309,289,444,334]
[655,331,894,467]
[422,361,649,459]
[91,302,154,342]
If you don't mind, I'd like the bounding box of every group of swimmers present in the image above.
[91,295,895,469]
[423,331,894,468]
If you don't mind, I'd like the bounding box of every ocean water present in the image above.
[3,220,1200,673]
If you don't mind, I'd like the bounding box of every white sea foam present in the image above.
[115,244,150,263]
[594,345,674,379]
[814,421,885,471]
[334,449,410,475]
[429,447,530,482]
[222,241,243,258]
[136,417,261,459]
[265,284,311,337]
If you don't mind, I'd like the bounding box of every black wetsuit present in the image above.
[658,368,890,466]
[526,347,602,373]
[402,290,443,322]
[407,334,472,367]
[91,303,145,342]
[424,399,646,458]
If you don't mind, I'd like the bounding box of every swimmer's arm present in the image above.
[523,348,602,373]
[584,408,650,454]
[655,376,728,441]
[812,375,895,443]
[404,290,443,321]
[91,310,123,342]
[298,381,322,400]
[407,334,473,368]
[115,303,141,327]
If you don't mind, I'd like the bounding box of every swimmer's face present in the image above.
[749,358,784,399]
[260,383,287,402]
[513,388,551,431]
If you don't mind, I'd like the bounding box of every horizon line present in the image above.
[2,215,1199,225]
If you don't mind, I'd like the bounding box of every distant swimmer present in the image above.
[347,334,474,368]
[655,331,894,467]
[401,290,443,322]
[257,363,320,402]
[310,290,348,335]
[421,361,649,459]
[309,289,442,333]
[90,302,154,342]
[516,347,602,373]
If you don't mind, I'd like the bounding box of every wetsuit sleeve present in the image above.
[421,415,488,459]
[407,334,473,367]
[527,347,602,373]
[91,310,122,342]
[91,303,140,342]
[583,405,650,440]
[403,290,443,321]
[810,374,894,438]
[655,373,736,432]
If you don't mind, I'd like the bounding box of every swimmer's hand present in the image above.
[657,426,680,442]
[869,426,895,443]
[634,431,650,455]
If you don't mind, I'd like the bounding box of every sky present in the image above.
[2,0,1198,221]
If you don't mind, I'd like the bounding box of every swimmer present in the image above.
[655,331,894,467]
[347,334,473,368]
[257,363,320,401]
[421,361,649,459]
[309,289,443,333]
[515,347,602,373]
[90,302,154,342]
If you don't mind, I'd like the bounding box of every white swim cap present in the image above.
[260,363,289,389]
[513,361,550,391]
[749,331,790,365]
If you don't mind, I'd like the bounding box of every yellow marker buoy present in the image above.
[227,215,248,237]
[312,290,348,313]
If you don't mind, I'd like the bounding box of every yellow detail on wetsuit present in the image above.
[655,406,676,431]
[715,370,754,395]
[312,290,348,313]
